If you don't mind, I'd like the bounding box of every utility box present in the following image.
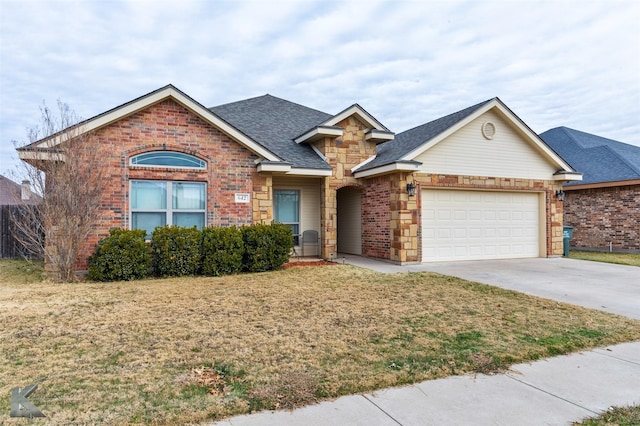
[563,226,573,257]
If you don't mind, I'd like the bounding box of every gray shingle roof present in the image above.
[0,175,41,205]
[358,98,495,171]
[209,95,333,170]
[540,127,640,185]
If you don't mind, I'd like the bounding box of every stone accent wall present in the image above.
[564,185,640,251]
[318,116,379,258]
[66,99,266,271]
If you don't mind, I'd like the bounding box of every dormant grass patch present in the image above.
[1,261,639,424]
[569,250,640,267]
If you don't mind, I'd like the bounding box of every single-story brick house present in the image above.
[540,127,640,253]
[18,85,581,271]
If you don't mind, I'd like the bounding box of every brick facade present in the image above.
[70,99,267,270]
[362,176,391,259]
[40,93,569,273]
[564,184,640,252]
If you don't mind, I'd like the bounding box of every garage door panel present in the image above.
[422,190,540,262]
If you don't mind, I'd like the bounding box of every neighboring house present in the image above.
[540,127,640,252]
[17,85,581,271]
[0,175,41,258]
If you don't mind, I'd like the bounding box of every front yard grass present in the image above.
[569,250,640,267]
[574,405,640,425]
[2,260,640,425]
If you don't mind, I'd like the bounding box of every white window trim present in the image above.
[130,180,207,236]
[129,151,206,170]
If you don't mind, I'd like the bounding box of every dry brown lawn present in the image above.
[2,260,640,425]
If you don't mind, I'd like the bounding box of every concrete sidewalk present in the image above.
[213,341,640,425]
[211,257,640,425]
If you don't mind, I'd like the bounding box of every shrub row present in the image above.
[87,223,293,281]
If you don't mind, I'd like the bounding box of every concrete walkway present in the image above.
[212,257,640,425]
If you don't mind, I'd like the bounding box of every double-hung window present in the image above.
[131,180,206,238]
[274,189,300,245]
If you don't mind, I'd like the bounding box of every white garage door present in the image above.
[422,190,540,262]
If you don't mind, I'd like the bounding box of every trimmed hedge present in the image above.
[151,225,201,277]
[87,228,150,282]
[88,222,294,281]
[201,226,244,276]
[242,223,292,272]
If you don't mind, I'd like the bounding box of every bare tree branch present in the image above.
[12,101,104,282]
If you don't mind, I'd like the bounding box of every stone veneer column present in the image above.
[549,182,564,256]
[321,176,337,259]
[252,174,273,223]
[389,173,419,263]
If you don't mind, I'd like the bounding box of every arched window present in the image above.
[130,151,206,169]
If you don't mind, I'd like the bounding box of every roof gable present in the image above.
[413,109,559,179]
[361,99,494,172]
[540,127,640,185]
[18,85,280,163]
[322,104,390,131]
[355,98,576,178]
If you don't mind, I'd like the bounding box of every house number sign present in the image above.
[235,193,250,203]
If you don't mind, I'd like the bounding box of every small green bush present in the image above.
[87,229,150,281]
[151,225,201,277]
[242,223,292,273]
[201,226,244,276]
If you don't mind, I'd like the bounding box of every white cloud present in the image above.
[1,0,639,177]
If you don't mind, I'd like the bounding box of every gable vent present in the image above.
[481,122,496,140]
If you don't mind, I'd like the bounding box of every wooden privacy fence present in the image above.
[0,205,42,259]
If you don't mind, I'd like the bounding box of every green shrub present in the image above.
[242,223,292,273]
[201,226,244,276]
[87,228,150,281]
[151,225,201,277]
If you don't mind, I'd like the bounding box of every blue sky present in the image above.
[1,0,639,177]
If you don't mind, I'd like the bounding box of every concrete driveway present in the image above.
[342,256,640,320]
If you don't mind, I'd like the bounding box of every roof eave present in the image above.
[257,161,332,176]
[286,168,333,177]
[564,178,640,190]
[365,129,395,144]
[294,126,344,144]
[353,161,422,179]
[17,148,65,162]
[257,162,292,173]
[553,170,583,181]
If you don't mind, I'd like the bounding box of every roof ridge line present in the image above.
[398,98,495,135]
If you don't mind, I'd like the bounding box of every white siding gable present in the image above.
[414,110,557,179]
